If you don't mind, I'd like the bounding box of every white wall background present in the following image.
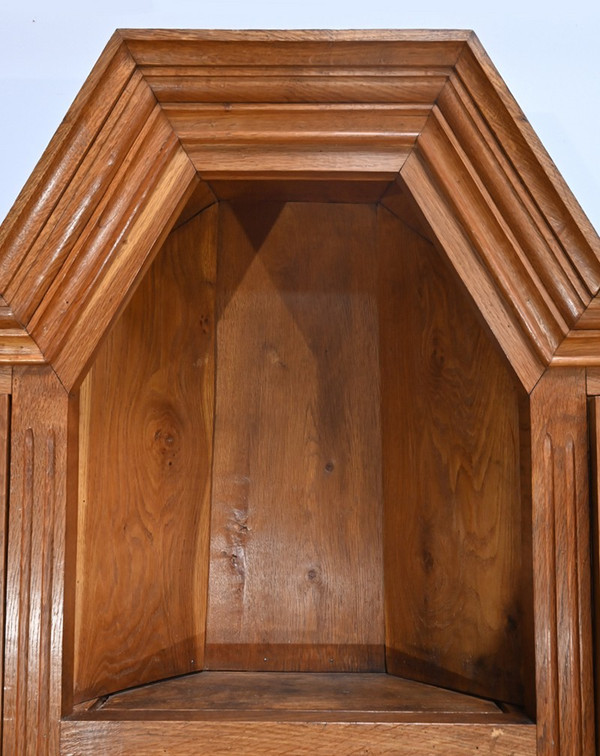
[1,0,598,232]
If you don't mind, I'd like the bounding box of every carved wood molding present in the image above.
[0,30,598,390]
[2,367,72,754]
[529,369,595,754]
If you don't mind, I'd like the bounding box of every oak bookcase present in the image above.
[0,30,598,755]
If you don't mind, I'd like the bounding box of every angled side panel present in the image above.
[379,206,533,705]
[3,367,75,756]
[400,150,544,392]
[530,368,595,755]
[73,207,217,703]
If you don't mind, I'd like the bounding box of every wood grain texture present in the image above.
[415,109,567,362]
[574,292,600,329]
[378,206,532,705]
[73,208,217,703]
[32,129,198,392]
[144,67,449,105]
[163,103,426,178]
[0,297,44,364]
[60,720,536,755]
[85,671,504,717]
[0,394,11,747]
[551,330,600,366]
[588,396,600,756]
[400,151,544,392]
[0,367,12,394]
[0,34,136,290]
[208,178,391,204]
[5,71,157,325]
[460,36,600,287]
[206,201,384,672]
[2,367,73,756]
[436,75,588,321]
[530,369,595,755]
[587,367,600,395]
[121,29,471,68]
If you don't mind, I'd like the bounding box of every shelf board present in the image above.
[64,672,536,755]
[72,671,531,724]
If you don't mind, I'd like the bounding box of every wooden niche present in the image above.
[0,30,598,756]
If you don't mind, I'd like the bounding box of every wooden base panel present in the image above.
[61,720,536,755]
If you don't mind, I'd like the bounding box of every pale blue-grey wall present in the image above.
[1,0,598,232]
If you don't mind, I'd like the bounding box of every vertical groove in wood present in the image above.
[0,395,11,749]
[530,369,595,755]
[589,397,600,756]
[3,367,70,756]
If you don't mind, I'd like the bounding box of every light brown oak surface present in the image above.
[0,29,598,756]
[378,206,533,706]
[206,201,384,671]
[73,209,217,702]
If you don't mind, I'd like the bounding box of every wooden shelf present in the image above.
[63,672,536,755]
[72,671,531,723]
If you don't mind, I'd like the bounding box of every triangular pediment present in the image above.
[0,29,598,391]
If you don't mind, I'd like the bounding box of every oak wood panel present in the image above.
[589,397,600,755]
[0,394,10,747]
[60,720,536,755]
[206,201,384,671]
[28,105,175,353]
[122,29,471,68]
[144,68,449,105]
[31,130,198,392]
[172,180,216,230]
[85,671,503,716]
[208,178,391,204]
[6,71,157,325]
[574,292,600,329]
[400,150,544,392]
[379,206,532,706]
[0,35,136,290]
[416,109,567,361]
[73,207,217,703]
[530,368,595,755]
[437,75,588,321]
[163,103,428,144]
[0,296,44,363]
[3,367,73,756]
[587,367,600,395]
[0,367,12,394]
[457,38,600,294]
[193,146,409,180]
[551,330,600,366]
[166,103,425,178]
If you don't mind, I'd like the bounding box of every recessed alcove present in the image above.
[68,180,535,735]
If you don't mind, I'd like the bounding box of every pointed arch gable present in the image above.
[0,30,598,391]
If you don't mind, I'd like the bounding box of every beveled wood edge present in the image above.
[118,28,476,43]
[0,30,598,387]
